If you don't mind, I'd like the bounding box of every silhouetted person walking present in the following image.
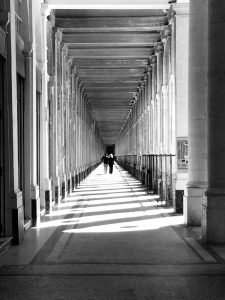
[101,153,109,174]
[108,153,114,174]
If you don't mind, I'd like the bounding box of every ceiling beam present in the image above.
[73,58,149,68]
[68,48,153,58]
[78,68,145,77]
[56,16,167,30]
[63,32,159,44]
[44,0,170,10]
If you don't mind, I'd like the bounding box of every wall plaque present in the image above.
[177,138,188,169]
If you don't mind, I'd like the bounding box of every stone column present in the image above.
[71,70,76,190]
[171,3,189,214]
[24,44,40,225]
[143,75,148,155]
[155,42,164,155]
[5,0,24,243]
[146,67,152,154]
[161,26,171,155]
[204,0,225,243]
[65,58,72,194]
[61,44,68,200]
[40,5,52,213]
[186,0,208,226]
[49,28,60,204]
[151,55,157,155]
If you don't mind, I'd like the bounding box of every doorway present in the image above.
[17,74,25,209]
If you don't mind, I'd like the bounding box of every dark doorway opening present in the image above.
[17,74,25,210]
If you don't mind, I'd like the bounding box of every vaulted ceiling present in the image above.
[54,9,168,145]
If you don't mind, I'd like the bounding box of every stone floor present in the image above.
[0,163,225,299]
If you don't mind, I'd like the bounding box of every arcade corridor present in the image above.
[1,163,225,299]
[2,0,225,298]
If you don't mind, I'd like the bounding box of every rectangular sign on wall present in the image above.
[177,138,188,169]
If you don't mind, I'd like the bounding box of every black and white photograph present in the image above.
[0,0,225,299]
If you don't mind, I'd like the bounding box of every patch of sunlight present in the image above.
[80,183,141,188]
[72,188,141,196]
[54,196,158,210]
[36,207,175,229]
[72,187,145,195]
[46,201,158,217]
[63,215,184,233]
[59,194,158,205]
[70,191,147,200]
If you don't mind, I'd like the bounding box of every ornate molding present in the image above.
[167,6,176,23]
[41,3,51,18]
[161,25,172,42]
[23,41,33,58]
[62,44,68,56]
[147,66,152,74]
[53,27,62,42]
[154,42,164,54]
[150,55,157,66]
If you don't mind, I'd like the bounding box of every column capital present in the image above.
[150,55,157,66]
[171,3,189,16]
[54,27,62,43]
[154,42,164,54]
[41,3,51,18]
[62,44,68,56]
[167,6,176,24]
[80,86,85,94]
[147,66,152,74]
[161,25,172,43]
[66,56,72,65]
[23,42,33,58]
[49,10,55,27]
[72,68,77,76]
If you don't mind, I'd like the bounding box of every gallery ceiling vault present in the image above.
[54,9,168,144]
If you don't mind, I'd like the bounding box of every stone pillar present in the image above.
[71,70,76,191]
[40,5,52,213]
[61,44,68,200]
[171,3,189,214]
[204,0,225,243]
[5,0,24,243]
[151,56,157,155]
[52,28,61,204]
[155,42,164,155]
[186,0,208,226]
[146,68,151,154]
[161,26,171,155]
[24,44,40,226]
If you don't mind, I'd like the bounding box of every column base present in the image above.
[67,172,72,195]
[53,177,61,205]
[45,189,52,214]
[62,174,67,200]
[202,190,225,243]
[184,186,204,226]
[32,198,40,227]
[72,175,75,191]
[12,205,24,245]
[5,189,24,245]
[31,185,40,227]
[175,172,188,214]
